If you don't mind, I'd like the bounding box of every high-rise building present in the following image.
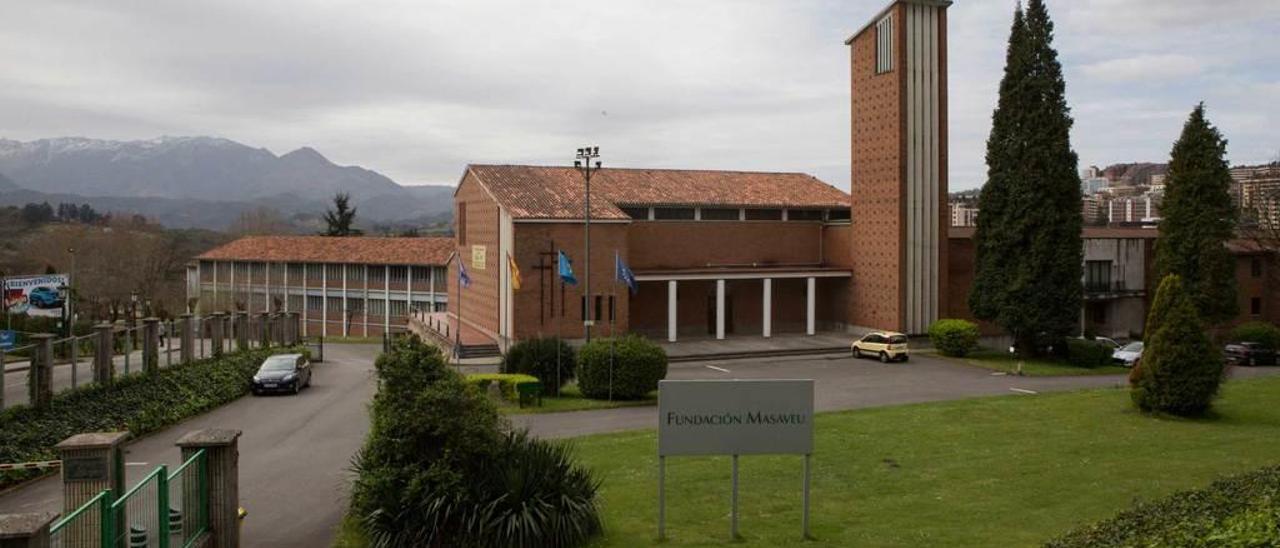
[950,202,978,227]
[1238,165,1280,229]
[847,0,950,334]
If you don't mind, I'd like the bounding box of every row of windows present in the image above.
[201,262,444,283]
[619,207,851,222]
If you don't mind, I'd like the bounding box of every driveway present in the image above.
[0,343,377,548]
[511,352,1280,438]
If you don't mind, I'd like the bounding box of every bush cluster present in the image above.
[928,319,980,357]
[465,373,541,402]
[1230,321,1280,350]
[1131,275,1224,416]
[1047,465,1280,547]
[576,335,667,400]
[350,336,602,547]
[0,346,290,489]
[502,337,575,396]
[1066,338,1113,368]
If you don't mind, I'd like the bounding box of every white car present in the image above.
[1112,341,1143,367]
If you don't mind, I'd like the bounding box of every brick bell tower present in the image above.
[846,0,949,335]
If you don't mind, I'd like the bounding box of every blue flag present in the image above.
[615,251,637,294]
[459,262,471,288]
[558,251,578,286]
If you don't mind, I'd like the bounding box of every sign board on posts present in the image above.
[0,330,14,350]
[659,379,814,456]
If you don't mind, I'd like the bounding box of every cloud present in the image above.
[1080,54,1207,82]
[0,0,1276,192]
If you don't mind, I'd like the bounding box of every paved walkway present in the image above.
[512,352,1280,439]
[659,332,853,360]
[0,343,378,548]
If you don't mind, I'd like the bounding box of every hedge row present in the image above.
[0,346,295,489]
[1066,338,1114,368]
[465,373,541,402]
[1046,465,1280,547]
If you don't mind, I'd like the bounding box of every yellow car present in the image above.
[852,332,910,363]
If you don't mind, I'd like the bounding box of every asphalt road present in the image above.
[510,352,1280,438]
[0,343,377,548]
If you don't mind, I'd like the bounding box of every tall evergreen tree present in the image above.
[322,192,362,236]
[969,0,1083,355]
[1155,104,1236,325]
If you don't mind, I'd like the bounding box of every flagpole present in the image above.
[609,251,617,402]
[455,259,462,367]
[555,249,562,398]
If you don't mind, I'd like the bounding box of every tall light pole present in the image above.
[575,146,601,342]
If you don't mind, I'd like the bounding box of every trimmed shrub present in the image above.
[1047,465,1280,547]
[928,319,980,357]
[577,335,667,400]
[0,346,295,489]
[1066,338,1113,368]
[1230,321,1280,350]
[1131,275,1224,416]
[502,337,575,396]
[350,336,602,547]
[465,373,541,402]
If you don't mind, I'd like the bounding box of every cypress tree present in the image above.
[969,0,1083,355]
[1131,274,1223,415]
[1155,104,1236,325]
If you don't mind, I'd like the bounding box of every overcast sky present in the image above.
[2,0,1277,191]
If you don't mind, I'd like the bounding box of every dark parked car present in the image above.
[28,286,64,309]
[251,353,312,395]
[1224,343,1277,366]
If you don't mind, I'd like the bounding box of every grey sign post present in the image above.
[657,379,815,541]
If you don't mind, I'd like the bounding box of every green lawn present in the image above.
[938,348,1131,376]
[573,376,1280,547]
[500,383,656,415]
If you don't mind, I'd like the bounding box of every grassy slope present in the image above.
[574,376,1280,547]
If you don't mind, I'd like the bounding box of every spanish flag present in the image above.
[508,252,522,291]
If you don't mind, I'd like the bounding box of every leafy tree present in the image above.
[20,202,55,225]
[1155,104,1237,324]
[1131,274,1224,416]
[321,192,362,236]
[969,0,1083,356]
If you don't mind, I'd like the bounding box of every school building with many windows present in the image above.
[188,236,451,337]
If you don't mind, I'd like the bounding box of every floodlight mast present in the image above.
[574,146,602,341]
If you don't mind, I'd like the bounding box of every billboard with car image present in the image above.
[3,274,69,318]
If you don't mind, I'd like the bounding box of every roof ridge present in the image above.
[469,164,815,177]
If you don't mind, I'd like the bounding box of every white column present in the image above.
[429,265,436,313]
[264,262,270,313]
[716,279,726,340]
[806,277,816,336]
[229,261,235,310]
[407,266,414,323]
[322,265,328,337]
[283,263,289,312]
[667,280,678,342]
[210,261,217,313]
[384,267,391,335]
[301,264,308,336]
[342,264,349,337]
[762,278,772,338]
[363,265,369,337]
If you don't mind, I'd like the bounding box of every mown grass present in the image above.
[573,375,1280,547]
[942,348,1132,377]
[500,383,656,415]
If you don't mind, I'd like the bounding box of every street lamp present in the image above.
[575,146,602,342]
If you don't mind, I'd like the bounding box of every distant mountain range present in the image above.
[0,136,454,230]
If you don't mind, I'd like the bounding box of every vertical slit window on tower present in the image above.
[876,13,894,74]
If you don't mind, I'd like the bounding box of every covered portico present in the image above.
[631,267,852,342]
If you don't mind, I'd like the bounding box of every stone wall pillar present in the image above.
[142,318,160,374]
[234,313,248,352]
[209,312,225,357]
[27,334,55,408]
[179,313,195,364]
[55,432,129,548]
[93,323,114,385]
[176,429,241,548]
[0,513,58,548]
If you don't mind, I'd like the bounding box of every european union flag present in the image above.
[558,251,578,286]
[459,262,471,288]
[615,251,637,294]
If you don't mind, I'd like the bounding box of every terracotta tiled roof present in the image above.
[466,165,849,220]
[195,236,454,265]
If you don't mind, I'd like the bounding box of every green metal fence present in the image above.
[49,449,208,548]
